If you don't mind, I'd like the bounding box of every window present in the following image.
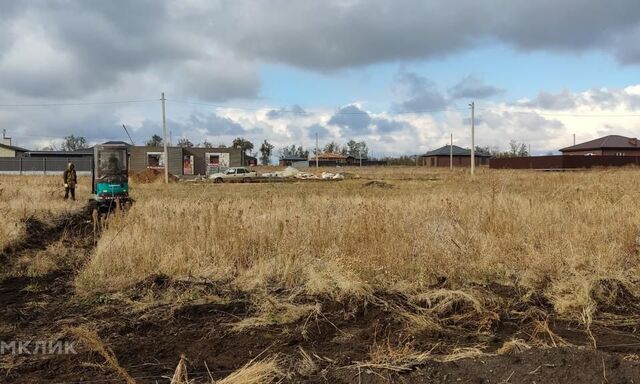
[225,169,236,175]
[98,149,126,177]
[147,152,164,168]
[237,168,246,174]
[616,152,625,156]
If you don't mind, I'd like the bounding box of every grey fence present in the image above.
[0,157,93,175]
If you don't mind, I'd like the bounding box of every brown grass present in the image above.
[75,167,640,322]
[0,175,89,249]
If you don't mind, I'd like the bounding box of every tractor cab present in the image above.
[92,141,131,207]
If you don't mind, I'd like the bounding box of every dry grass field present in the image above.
[79,167,640,319]
[3,167,640,383]
[0,175,89,249]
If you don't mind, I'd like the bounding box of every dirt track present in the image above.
[1,208,640,383]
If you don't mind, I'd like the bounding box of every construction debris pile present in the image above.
[262,166,344,180]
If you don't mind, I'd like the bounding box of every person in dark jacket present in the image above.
[63,163,77,200]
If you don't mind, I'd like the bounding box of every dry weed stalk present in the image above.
[170,354,191,384]
[497,339,532,355]
[67,325,136,384]
[436,347,487,362]
[230,297,321,332]
[216,356,282,384]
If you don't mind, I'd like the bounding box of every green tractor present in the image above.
[91,141,132,213]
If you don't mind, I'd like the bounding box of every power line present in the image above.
[167,99,468,115]
[0,99,159,107]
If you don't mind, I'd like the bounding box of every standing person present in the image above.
[63,162,77,201]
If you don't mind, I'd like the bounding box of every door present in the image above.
[183,155,194,175]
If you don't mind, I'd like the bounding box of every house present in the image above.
[311,152,348,167]
[0,131,29,157]
[559,135,640,156]
[243,154,258,167]
[420,145,490,167]
[0,143,29,158]
[279,156,309,168]
[346,155,367,166]
[129,146,242,176]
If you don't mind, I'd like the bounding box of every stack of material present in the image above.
[262,166,300,178]
[321,172,344,180]
[294,172,317,179]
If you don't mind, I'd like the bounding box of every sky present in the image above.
[2,0,640,157]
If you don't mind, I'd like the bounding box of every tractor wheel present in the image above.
[215,177,223,183]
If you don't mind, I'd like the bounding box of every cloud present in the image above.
[306,124,331,140]
[266,105,308,119]
[327,105,372,134]
[372,117,412,133]
[392,71,448,112]
[207,0,640,69]
[185,112,248,136]
[517,86,640,110]
[2,1,640,102]
[449,75,503,99]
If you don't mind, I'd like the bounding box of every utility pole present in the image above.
[470,102,475,176]
[528,144,531,156]
[315,132,319,168]
[359,148,362,167]
[450,133,453,170]
[573,133,576,146]
[161,92,169,184]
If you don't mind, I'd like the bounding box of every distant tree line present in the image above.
[42,133,532,166]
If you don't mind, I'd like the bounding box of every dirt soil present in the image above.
[1,208,640,383]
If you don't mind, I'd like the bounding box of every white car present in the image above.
[209,167,258,183]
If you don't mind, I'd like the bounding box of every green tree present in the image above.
[259,140,275,165]
[345,139,369,157]
[146,134,163,147]
[323,141,341,153]
[232,137,254,154]
[295,145,309,158]
[61,135,88,151]
[177,138,194,147]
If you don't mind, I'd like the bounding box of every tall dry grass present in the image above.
[0,175,89,249]
[76,167,640,317]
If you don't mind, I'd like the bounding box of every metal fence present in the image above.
[0,157,93,175]
[490,155,640,169]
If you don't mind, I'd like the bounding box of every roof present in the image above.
[101,140,131,146]
[280,156,308,161]
[314,152,347,159]
[560,135,640,152]
[346,155,368,160]
[26,148,94,157]
[0,143,30,152]
[422,145,491,157]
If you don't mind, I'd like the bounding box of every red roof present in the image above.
[560,135,639,152]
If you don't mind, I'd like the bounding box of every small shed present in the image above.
[420,145,490,167]
[279,156,309,168]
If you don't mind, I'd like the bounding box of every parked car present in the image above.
[209,167,258,183]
